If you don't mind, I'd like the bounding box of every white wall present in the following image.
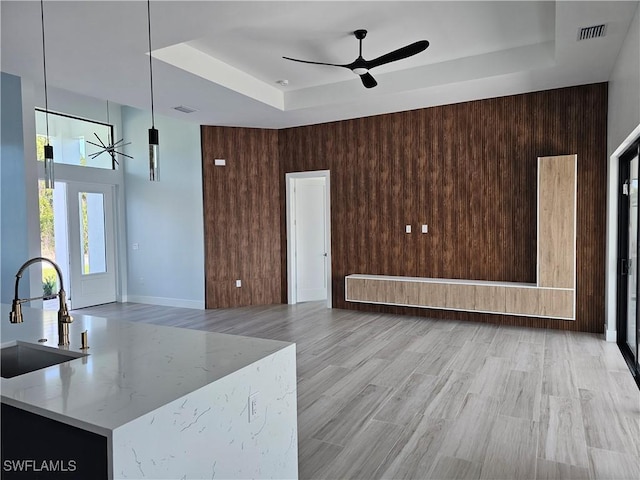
[605,2,640,341]
[1,73,31,303]
[122,107,205,309]
[608,3,640,155]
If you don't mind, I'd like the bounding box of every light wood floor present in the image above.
[74,302,640,480]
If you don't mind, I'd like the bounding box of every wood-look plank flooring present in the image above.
[73,302,640,479]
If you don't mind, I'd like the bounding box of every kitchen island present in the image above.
[0,304,298,479]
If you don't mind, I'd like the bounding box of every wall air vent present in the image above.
[577,24,607,41]
[173,105,197,114]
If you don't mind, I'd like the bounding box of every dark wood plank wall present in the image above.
[200,84,607,332]
[278,83,608,333]
[201,126,281,308]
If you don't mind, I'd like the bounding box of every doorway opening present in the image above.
[38,181,117,310]
[286,170,332,307]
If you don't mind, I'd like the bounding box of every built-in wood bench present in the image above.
[345,155,576,321]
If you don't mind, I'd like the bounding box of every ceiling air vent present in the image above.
[173,105,197,114]
[577,24,607,41]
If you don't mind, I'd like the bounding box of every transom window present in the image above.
[35,109,116,170]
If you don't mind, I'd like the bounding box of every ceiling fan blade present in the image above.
[283,56,348,68]
[360,72,378,89]
[366,40,429,69]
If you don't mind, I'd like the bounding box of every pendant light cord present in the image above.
[40,0,50,144]
[147,0,155,128]
[106,100,112,144]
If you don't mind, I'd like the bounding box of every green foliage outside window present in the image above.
[42,272,57,296]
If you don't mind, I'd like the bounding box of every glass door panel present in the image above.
[619,144,640,385]
[627,157,638,359]
[79,192,107,275]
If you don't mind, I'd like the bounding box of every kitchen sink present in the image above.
[1,342,87,379]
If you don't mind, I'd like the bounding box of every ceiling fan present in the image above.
[283,29,429,89]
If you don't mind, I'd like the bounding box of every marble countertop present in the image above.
[0,304,293,436]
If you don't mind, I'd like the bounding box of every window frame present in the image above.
[35,109,117,170]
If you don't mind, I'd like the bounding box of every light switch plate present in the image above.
[422,224,428,234]
[405,225,411,233]
[235,279,242,288]
[248,392,259,422]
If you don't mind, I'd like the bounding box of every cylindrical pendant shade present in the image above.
[44,144,54,189]
[149,128,159,181]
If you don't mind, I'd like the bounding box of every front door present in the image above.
[66,183,117,309]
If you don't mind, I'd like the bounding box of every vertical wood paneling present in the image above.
[278,83,608,333]
[201,126,280,308]
[201,84,606,331]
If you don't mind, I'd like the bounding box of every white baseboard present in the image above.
[127,295,205,310]
[606,329,617,342]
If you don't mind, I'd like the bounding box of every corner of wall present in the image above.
[1,73,28,303]
[605,2,640,338]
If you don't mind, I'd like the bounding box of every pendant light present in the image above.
[86,100,133,166]
[40,0,54,189]
[146,0,159,181]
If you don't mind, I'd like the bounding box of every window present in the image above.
[79,191,107,275]
[35,110,116,170]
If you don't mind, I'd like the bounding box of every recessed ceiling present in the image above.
[1,1,637,128]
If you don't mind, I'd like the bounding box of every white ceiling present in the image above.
[1,1,638,129]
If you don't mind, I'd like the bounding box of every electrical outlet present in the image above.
[405,225,412,233]
[421,224,428,234]
[236,279,242,288]
[248,392,259,423]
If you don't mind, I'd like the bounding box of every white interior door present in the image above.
[66,183,117,309]
[294,177,328,302]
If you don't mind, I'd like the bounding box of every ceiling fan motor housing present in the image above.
[354,29,368,40]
